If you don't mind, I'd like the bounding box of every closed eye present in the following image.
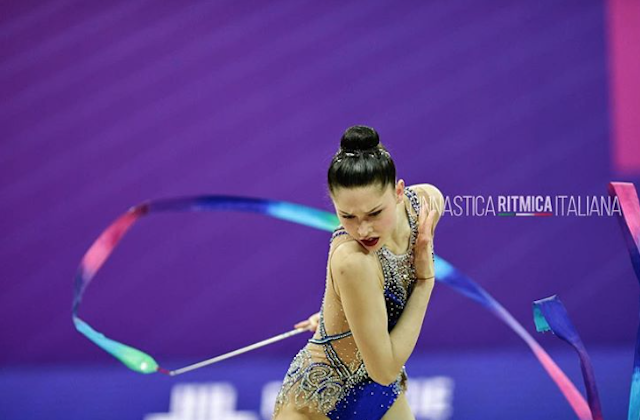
[340,210,382,219]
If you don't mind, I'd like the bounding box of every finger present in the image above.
[418,196,427,234]
[431,210,438,236]
[420,197,433,238]
[425,209,437,234]
[294,321,309,329]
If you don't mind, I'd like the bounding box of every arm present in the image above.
[334,186,442,385]
[384,184,442,379]
[333,248,435,386]
[409,183,444,231]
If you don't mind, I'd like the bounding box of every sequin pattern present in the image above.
[273,188,422,419]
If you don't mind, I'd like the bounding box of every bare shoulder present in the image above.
[407,183,445,227]
[408,183,444,205]
[330,241,378,289]
[331,241,375,274]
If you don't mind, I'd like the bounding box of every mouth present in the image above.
[360,237,379,247]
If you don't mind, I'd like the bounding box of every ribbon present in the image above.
[73,195,590,417]
[608,182,640,420]
[533,295,603,420]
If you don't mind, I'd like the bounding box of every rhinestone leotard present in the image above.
[273,188,422,420]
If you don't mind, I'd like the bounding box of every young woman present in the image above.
[273,125,443,420]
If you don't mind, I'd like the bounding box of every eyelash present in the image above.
[342,210,382,220]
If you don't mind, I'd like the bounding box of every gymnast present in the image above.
[273,125,443,420]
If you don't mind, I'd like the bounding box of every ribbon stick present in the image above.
[533,295,603,420]
[73,195,590,417]
[170,328,306,376]
[608,182,640,420]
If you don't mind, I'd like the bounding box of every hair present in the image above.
[327,125,396,194]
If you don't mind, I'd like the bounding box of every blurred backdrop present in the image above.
[1,1,639,419]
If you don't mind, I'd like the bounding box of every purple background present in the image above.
[1,1,639,418]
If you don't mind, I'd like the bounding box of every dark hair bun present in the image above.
[340,125,380,152]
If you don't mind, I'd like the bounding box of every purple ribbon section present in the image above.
[608,182,640,420]
[533,295,603,420]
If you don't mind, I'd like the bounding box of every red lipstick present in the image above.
[360,237,379,247]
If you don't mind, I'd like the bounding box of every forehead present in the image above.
[331,184,393,213]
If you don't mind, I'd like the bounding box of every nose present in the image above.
[357,221,372,238]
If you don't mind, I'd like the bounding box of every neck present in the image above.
[386,195,411,254]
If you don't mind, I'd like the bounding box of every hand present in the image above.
[414,196,437,280]
[294,312,320,332]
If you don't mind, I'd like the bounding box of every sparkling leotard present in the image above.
[273,188,422,420]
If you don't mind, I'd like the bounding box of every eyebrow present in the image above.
[338,205,383,216]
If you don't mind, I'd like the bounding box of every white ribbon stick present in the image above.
[169,327,307,376]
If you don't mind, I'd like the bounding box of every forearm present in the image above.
[387,279,435,379]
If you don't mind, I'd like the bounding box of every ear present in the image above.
[395,179,405,202]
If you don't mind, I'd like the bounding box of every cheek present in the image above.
[378,214,396,233]
[341,219,357,235]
